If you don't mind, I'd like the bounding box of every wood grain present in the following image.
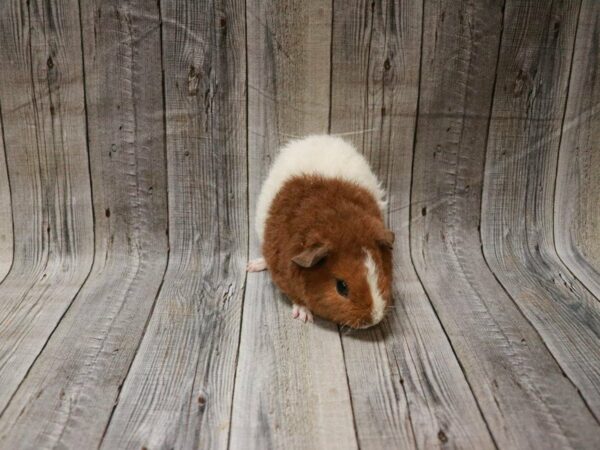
[411,0,600,447]
[555,0,600,298]
[0,1,168,448]
[100,0,248,448]
[229,1,358,449]
[0,1,597,446]
[482,0,600,420]
[330,1,495,448]
[0,0,94,414]
[0,117,12,282]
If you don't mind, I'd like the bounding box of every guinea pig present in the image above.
[247,135,394,329]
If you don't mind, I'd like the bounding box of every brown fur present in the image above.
[262,175,393,328]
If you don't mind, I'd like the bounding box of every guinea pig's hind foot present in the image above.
[246,257,267,272]
[292,304,313,323]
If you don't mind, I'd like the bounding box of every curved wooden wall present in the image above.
[0,0,598,449]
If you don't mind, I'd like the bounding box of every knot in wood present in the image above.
[438,430,448,443]
[197,391,208,407]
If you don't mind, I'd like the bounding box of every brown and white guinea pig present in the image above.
[247,135,394,329]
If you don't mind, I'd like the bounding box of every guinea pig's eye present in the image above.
[336,279,349,297]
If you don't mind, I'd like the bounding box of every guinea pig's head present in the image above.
[291,221,394,329]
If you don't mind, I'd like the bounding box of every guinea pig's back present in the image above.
[255,135,385,242]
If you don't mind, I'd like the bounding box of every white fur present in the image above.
[255,135,386,242]
[364,249,385,325]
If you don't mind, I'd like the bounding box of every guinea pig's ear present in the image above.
[376,228,395,249]
[292,244,329,268]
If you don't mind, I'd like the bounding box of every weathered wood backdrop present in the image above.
[0,0,598,449]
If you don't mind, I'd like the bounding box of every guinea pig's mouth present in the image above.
[350,317,383,330]
[337,309,388,329]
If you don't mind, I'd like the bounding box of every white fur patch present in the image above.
[255,135,386,242]
[364,249,385,325]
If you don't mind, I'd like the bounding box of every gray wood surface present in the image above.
[0,120,12,282]
[229,1,357,449]
[555,0,600,298]
[0,1,168,448]
[330,0,495,448]
[0,1,599,448]
[411,0,600,447]
[482,0,600,420]
[0,0,94,415]
[100,1,248,448]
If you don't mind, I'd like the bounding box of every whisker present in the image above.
[330,128,378,137]
[279,132,302,138]
[340,321,355,334]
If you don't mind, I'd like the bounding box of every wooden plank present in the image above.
[0,117,12,282]
[555,0,600,298]
[482,0,600,420]
[330,1,495,448]
[229,1,358,449]
[410,0,600,447]
[100,1,247,448]
[0,1,168,448]
[0,0,94,413]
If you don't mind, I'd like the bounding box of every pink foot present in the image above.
[292,304,313,323]
[247,258,267,272]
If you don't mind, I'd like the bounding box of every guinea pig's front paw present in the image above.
[291,304,313,323]
[246,257,267,272]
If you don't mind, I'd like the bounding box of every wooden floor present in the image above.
[0,0,599,449]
